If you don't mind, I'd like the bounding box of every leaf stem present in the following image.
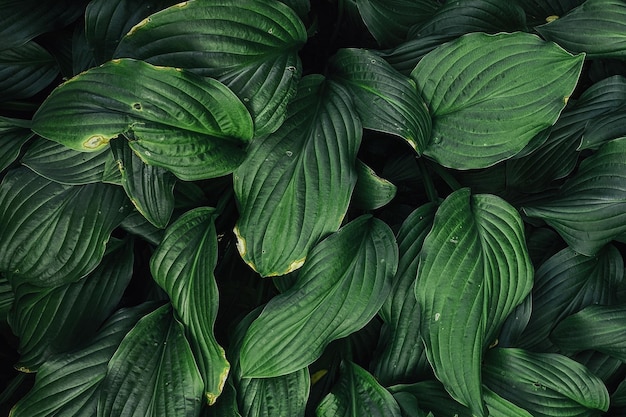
[430,162,462,192]
[417,157,438,203]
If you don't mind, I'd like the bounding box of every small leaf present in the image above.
[415,188,533,416]
[98,303,204,417]
[239,215,398,377]
[0,117,33,173]
[316,361,402,417]
[31,58,253,181]
[352,159,397,210]
[150,208,229,404]
[0,41,59,101]
[233,75,361,277]
[536,0,626,58]
[0,167,131,286]
[412,32,584,169]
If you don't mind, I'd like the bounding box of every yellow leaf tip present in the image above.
[545,15,559,23]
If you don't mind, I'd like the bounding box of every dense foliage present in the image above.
[2,0,626,416]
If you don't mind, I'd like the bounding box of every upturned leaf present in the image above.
[411,32,584,169]
[239,215,398,377]
[233,75,361,277]
[415,188,533,416]
[31,58,253,181]
[351,159,397,211]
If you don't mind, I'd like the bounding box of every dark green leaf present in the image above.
[0,167,131,286]
[0,41,59,102]
[115,0,307,137]
[0,275,12,323]
[536,0,626,58]
[352,159,397,211]
[119,211,164,246]
[388,381,472,417]
[150,207,229,404]
[233,76,361,277]
[239,215,398,377]
[519,0,585,23]
[330,48,431,153]
[31,58,253,181]
[316,361,402,417]
[415,188,533,416]
[0,117,33,173]
[411,32,584,169]
[580,113,626,150]
[483,388,533,417]
[98,303,204,417]
[204,380,242,417]
[378,34,453,76]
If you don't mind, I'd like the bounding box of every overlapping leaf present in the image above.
[233,75,361,277]
[0,275,12,322]
[411,32,584,169]
[351,159,397,211]
[239,215,398,377]
[150,208,229,404]
[519,0,585,23]
[0,167,131,286]
[31,58,253,181]
[0,117,33,173]
[388,381,472,417]
[524,137,626,255]
[0,41,59,101]
[115,0,307,136]
[536,0,626,58]
[415,188,533,416]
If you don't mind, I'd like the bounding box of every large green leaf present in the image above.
[98,303,204,417]
[9,303,157,417]
[536,0,626,58]
[150,207,229,404]
[115,0,307,137]
[316,361,402,417]
[233,75,361,277]
[0,117,33,173]
[483,348,610,416]
[524,137,626,256]
[0,167,131,286]
[415,188,533,416]
[239,215,398,377]
[0,41,59,102]
[329,48,431,153]
[31,58,253,181]
[411,32,584,169]
[551,304,626,361]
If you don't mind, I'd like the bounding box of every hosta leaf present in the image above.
[111,139,175,229]
[9,303,157,417]
[8,240,134,371]
[411,32,584,169]
[115,0,307,137]
[551,304,626,361]
[233,75,361,277]
[354,0,439,47]
[483,388,533,417]
[483,348,610,416]
[85,0,180,64]
[352,159,397,211]
[389,381,472,417]
[536,0,626,58]
[0,41,59,102]
[519,245,623,351]
[329,48,431,153]
[580,114,626,150]
[0,275,12,322]
[150,207,229,404]
[0,117,33,173]
[524,137,626,255]
[205,380,242,417]
[31,58,253,181]
[372,203,436,385]
[519,0,585,22]
[239,215,398,377]
[415,188,533,416]
[21,137,119,185]
[0,167,131,286]
[379,34,453,76]
[98,303,204,417]
[316,361,402,417]
[119,211,164,246]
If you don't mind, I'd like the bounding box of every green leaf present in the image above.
[351,159,397,211]
[0,41,59,102]
[536,0,626,58]
[519,0,585,23]
[31,58,253,181]
[9,303,156,417]
[204,380,242,417]
[316,361,402,417]
[483,348,610,416]
[119,211,164,246]
[150,207,229,404]
[0,275,12,323]
[115,0,307,137]
[388,381,472,417]
[233,75,361,277]
[411,32,584,169]
[415,188,533,416]
[580,114,626,150]
[551,304,626,361]
[355,0,439,47]
[0,117,33,173]
[111,139,175,229]
[239,215,398,377]
[524,137,626,256]
[98,303,204,417]
[519,245,623,351]
[0,167,131,286]
[7,240,134,371]
[329,48,431,153]
[483,388,533,417]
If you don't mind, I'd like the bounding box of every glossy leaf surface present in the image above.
[0,41,59,102]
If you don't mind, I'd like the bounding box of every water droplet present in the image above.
[243,97,250,102]
[144,150,151,157]
[268,27,274,34]
[433,136,442,144]
[434,313,441,321]
[285,150,293,157]
[370,59,377,64]
[449,236,459,244]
